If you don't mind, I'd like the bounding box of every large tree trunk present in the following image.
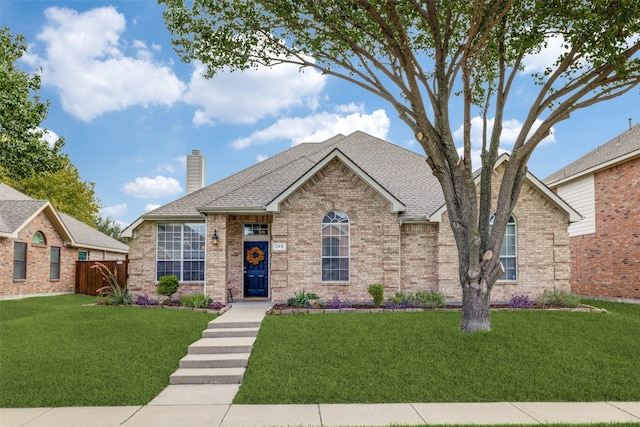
[460,283,492,332]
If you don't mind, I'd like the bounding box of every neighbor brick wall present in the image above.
[570,156,640,299]
[270,158,403,303]
[438,166,571,302]
[0,211,75,297]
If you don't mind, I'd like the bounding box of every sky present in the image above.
[3,1,639,228]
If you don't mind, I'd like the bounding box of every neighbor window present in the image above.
[321,210,350,282]
[156,223,205,281]
[490,214,517,281]
[13,242,27,280]
[78,250,88,261]
[50,247,61,280]
[32,231,46,245]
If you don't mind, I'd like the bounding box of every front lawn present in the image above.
[0,294,214,407]
[235,300,640,404]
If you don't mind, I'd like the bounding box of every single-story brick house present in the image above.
[545,123,639,300]
[0,183,129,299]
[123,131,580,304]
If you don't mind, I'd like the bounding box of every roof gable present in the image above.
[0,183,128,252]
[264,148,406,213]
[429,153,582,223]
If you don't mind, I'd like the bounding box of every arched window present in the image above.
[490,214,517,281]
[321,210,349,282]
[32,231,46,245]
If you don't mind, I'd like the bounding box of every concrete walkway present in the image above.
[2,302,640,426]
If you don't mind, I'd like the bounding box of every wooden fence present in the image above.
[75,260,128,295]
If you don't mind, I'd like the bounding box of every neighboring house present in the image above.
[0,183,129,299]
[545,123,640,300]
[123,132,580,304]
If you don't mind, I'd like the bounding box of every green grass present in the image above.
[0,294,215,407]
[235,300,640,404]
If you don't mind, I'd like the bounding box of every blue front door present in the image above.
[244,241,268,297]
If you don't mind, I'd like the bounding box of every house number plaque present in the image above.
[272,242,287,252]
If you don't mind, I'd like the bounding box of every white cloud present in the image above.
[522,34,567,75]
[453,116,556,149]
[33,127,60,148]
[231,107,390,149]
[256,154,269,162]
[101,203,127,218]
[27,6,186,121]
[453,116,556,169]
[122,176,182,198]
[184,60,326,125]
[145,204,161,212]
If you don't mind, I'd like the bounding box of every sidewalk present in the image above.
[2,401,640,426]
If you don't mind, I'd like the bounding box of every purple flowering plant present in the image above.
[324,296,352,309]
[508,294,536,309]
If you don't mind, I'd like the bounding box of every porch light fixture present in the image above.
[212,229,219,245]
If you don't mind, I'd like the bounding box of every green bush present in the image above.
[180,294,212,308]
[157,275,180,299]
[286,290,319,307]
[387,290,446,308]
[415,290,446,308]
[367,284,384,307]
[538,289,581,308]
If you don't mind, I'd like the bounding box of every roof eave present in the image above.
[545,150,640,187]
[121,213,205,238]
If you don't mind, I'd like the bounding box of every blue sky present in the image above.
[3,1,639,227]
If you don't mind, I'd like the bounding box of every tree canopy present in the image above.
[0,27,101,227]
[160,0,640,331]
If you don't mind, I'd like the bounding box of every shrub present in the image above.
[180,294,213,308]
[92,263,132,305]
[157,275,180,299]
[286,290,319,307]
[538,289,581,308]
[388,291,409,306]
[367,284,384,307]
[324,296,352,309]
[386,290,446,309]
[509,294,536,309]
[415,290,446,308]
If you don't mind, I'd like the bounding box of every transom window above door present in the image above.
[244,224,268,236]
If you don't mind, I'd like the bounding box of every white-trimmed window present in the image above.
[156,223,205,281]
[13,242,27,280]
[50,247,61,280]
[490,214,517,281]
[32,231,46,245]
[321,210,350,282]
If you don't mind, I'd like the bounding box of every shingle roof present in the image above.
[0,182,128,252]
[144,131,444,220]
[544,123,640,185]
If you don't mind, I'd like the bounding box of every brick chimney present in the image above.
[186,149,206,194]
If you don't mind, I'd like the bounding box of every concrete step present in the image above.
[170,367,245,385]
[208,320,262,329]
[202,327,259,338]
[188,337,255,354]
[179,353,250,368]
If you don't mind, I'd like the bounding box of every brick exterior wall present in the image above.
[126,158,572,305]
[569,156,640,299]
[1,211,75,297]
[438,166,572,302]
[270,159,402,303]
